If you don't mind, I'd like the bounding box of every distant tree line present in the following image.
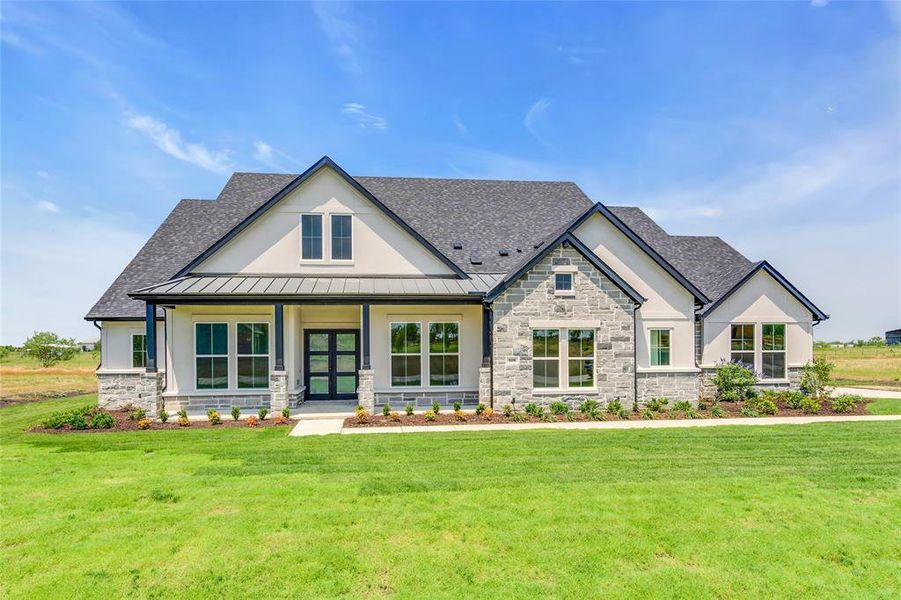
[814,336,888,349]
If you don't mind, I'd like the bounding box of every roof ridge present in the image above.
[356,174,579,185]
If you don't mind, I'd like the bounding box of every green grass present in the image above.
[2,396,900,598]
[0,351,97,401]
[865,398,901,415]
[814,345,901,390]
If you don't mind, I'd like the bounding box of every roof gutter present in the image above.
[92,321,102,370]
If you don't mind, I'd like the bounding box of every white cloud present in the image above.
[253,140,274,162]
[810,0,829,7]
[36,200,61,213]
[312,1,362,75]
[251,139,301,171]
[36,170,50,179]
[126,113,231,173]
[342,103,388,130]
[524,98,553,148]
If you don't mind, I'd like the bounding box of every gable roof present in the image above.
[176,156,468,279]
[485,231,645,305]
[699,260,829,322]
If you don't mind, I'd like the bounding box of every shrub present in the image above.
[647,397,669,413]
[207,410,221,425]
[565,411,576,422]
[431,400,441,414]
[578,399,600,414]
[549,401,569,415]
[137,418,152,430]
[617,407,629,420]
[711,404,725,418]
[246,415,259,427]
[739,407,760,418]
[800,396,821,414]
[632,398,639,413]
[712,361,757,402]
[274,414,290,425]
[355,405,368,423]
[90,411,115,429]
[831,394,860,413]
[129,408,147,421]
[540,411,556,422]
[158,409,169,424]
[502,404,513,417]
[177,416,190,427]
[800,357,834,399]
[672,400,693,413]
[698,399,709,411]
[382,403,391,417]
[405,403,414,416]
[231,406,241,421]
[42,405,93,429]
[454,409,467,422]
[424,410,436,422]
[389,412,401,423]
[475,403,486,415]
[641,408,654,420]
[453,401,462,411]
[686,408,701,419]
[258,408,268,420]
[606,398,623,414]
[511,412,527,423]
[745,396,777,416]
[524,402,540,416]
[784,391,805,410]
[483,407,494,419]
[281,406,290,418]
[177,408,188,420]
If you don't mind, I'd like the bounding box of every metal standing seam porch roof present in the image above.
[129,274,505,302]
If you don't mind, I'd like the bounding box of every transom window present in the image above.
[554,273,573,293]
[131,334,147,369]
[762,323,786,379]
[428,322,459,386]
[195,323,228,389]
[532,328,595,390]
[730,324,755,370]
[301,214,323,260]
[390,322,421,386]
[331,214,353,261]
[650,329,671,367]
[237,323,269,389]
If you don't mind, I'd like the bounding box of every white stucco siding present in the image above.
[370,305,482,393]
[701,270,814,370]
[193,168,454,276]
[574,213,697,371]
[98,320,164,372]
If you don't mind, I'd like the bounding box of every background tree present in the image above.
[22,331,77,367]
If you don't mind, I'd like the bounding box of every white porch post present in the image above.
[358,303,375,413]
[270,303,288,414]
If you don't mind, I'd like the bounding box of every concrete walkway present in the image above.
[289,414,901,437]
[834,387,901,399]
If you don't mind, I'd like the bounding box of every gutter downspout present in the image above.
[632,305,638,411]
[161,308,168,392]
[92,321,102,370]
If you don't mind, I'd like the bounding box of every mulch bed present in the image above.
[344,399,872,428]
[30,409,294,434]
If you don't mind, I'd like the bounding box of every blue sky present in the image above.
[1,1,899,344]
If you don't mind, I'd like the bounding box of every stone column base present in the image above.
[98,371,163,417]
[478,367,491,407]
[358,369,375,414]
[270,370,288,414]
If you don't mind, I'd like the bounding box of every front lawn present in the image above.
[814,345,901,390]
[2,395,899,598]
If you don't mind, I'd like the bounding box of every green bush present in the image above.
[617,408,629,419]
[208,410,222,425]
[41,405,94,429]
[158,409,169,423]
[578,399,600,414]
[502,404,513,417]
[382,402,391,417]
[784,391,805,410]
[129,408,147,421]
[453,401,462,412]
[747,396,777,415]
[800,396,821,414]
[230,406,241,421]
[424,410,435,422]
[711,404,725,418]
[405,403,415,416]
[474,403,485,415]
[177,408,188,420]
[672,400,693,413]
[549,401,569,415]
[431,400,441,415]
[540,411,556,422]
[800,357,834,399]
[712,362,757,401]
[641,408,654,420]
[258,408,268,420]
[524,402,540,416]
[647,397,669,413]
[90,411,115,429]
[606,398,623,414]
[831,394,859,413]
[282,407,290,418]
[511,412,527,423]
[740,407,760,418]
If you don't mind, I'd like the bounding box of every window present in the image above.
[762,323,786,379]
[195,323,228,389]
[301,214,323,260]
[568,329,595,388]
[331,214,353,260]
[390,322,421,386]
[532,329,560,388]
[131,334,147,369]
[554,273,573,293]
[730,324,755,370]
[650,329,671,367]
[428,322,459,386]
[237,323,269,389]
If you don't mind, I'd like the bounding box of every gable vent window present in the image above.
[301,214,323,260]
[554,273,573,294]
[331,214,353,261]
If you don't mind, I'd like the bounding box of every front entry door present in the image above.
[304,330,360,400]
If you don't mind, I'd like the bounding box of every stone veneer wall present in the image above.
[491,245,636,408]
[358,369,375,413]
[374,390,479,411]
[636,372,699,405]
[98,371,163,417]
[165,393,270,413]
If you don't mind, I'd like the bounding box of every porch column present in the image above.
[479,303,493,408]
[358,303,374,413]
[361,303,371,369]
[145,302,157,372]
[274,303,285,370]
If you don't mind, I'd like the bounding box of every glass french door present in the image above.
[304,330,360,400]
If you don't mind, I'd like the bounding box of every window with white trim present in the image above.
[237,323,269,389]
[650,329,671,367]
[390,322,421,386]
[131,334,147,369]
[331,214,353,260]
[730,324,755,370]
[428,322,459,386]
[762,323,786,379]
[554,273,573,293]
[532,328,595,390]
[301,214,323,260]
[195,323,228,389]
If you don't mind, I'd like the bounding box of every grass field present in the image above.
[0,351,97,402]
[814,345,901,390]
[2,395,900,598]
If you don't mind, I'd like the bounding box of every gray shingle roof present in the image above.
[86,169,754,320]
